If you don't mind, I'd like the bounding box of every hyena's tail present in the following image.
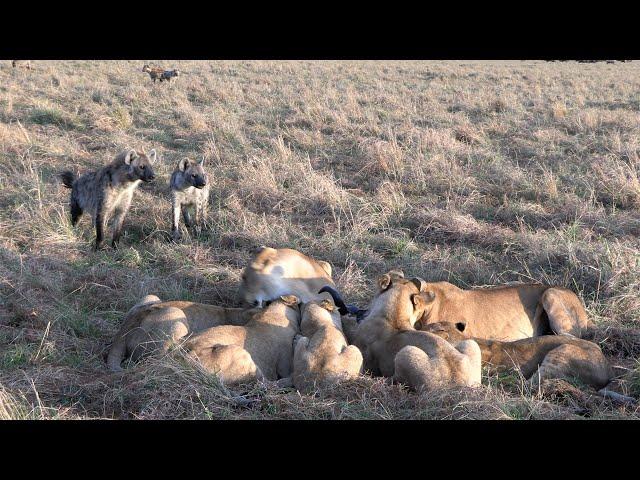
[59,170,76,189]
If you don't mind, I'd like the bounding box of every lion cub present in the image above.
[423,322,613,389]
[170,157,210,240]
[289,293,363,392]
[346,272,482,392]
[185,295,301,385]
[107,295,258,371]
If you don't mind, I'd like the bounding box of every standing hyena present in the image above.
[170,157,209,240]
[59,148,157,250]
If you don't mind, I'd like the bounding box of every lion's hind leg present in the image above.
[394,340,482,392]
[542,288,594,338]
[191,344,262,385]
[128,306,189,363]
[528,343,612,390]
[326,344,364,380]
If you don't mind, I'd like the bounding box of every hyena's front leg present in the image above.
[182,208,194,229]
[70,196,83,226]
[172,201,182,240]
[111,196,132,248]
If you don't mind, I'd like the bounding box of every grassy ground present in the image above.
[0,60,639,419]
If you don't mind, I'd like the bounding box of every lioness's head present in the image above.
[239,246,284,307]
[121,148,156,182]
[367,270,435,330]
[421,321,468,341]
[176,157,207,189]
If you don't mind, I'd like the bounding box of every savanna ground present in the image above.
[0,60,639,420]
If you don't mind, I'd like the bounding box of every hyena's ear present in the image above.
[148,149,157,164]
[124,149,138,165]
[197,157,205,166]
[178,158,191,171]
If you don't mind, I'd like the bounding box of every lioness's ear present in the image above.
[317,260,332,278]
[388,269,405,280]
[178,158,191,171]
[410,277,427,292]
[319,298,335,312]
[455,322,466,332]
[412,291,435,309]
[124,149,138,165]
[378,274,392,291]
[250,246,277,270]
[280,295,299,306]
[148,149,157,164]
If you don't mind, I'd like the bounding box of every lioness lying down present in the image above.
[288,293,363,392]
[423,322,613,389]
[335,269,593,342]
[185,295,301,385]
[238,246,335,306]
[348,272,482,391]
[413,279,593,341]
[107,295,257,371]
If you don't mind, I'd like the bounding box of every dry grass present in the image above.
[0,60,639,419]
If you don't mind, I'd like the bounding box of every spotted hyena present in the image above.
[60,148,157,250]
[170,157,209,240]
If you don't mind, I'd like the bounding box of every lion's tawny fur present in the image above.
[290,294,363,392]
[238,246,335,306]
[185,295,301,385]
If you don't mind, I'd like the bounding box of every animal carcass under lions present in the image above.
[170,157,209,240]
[59,148,156,250]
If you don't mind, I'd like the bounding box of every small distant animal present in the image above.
[160,69,180,83]
[142,64,164,82]
[170,157,209,240]
[59,148,157,250]
[142,64,180,83]
[11,60,32,69]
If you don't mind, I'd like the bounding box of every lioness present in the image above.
[106,295,258,371]
[185,295,301,385]
[238,246,335,306]
[423,322,613,389]
[289,293,363,392]
[347,272,482,391]
[413,280,593,341]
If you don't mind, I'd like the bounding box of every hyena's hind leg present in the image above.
[542,288,594,338]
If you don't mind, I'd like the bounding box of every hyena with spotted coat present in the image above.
[60,148,157,250]
[170,157,209,240]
